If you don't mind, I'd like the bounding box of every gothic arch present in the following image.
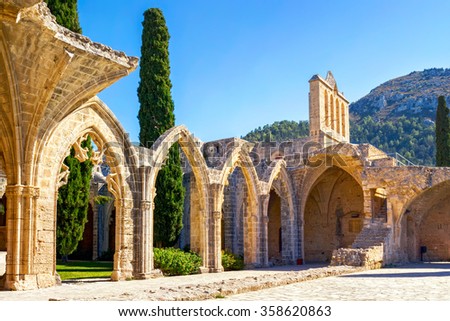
[330,94,335,130]
[262,160,297,264]
[399,180,450,261]
[35,97,138,282]
[0,32,21,185]
[303,166,364,262]
[300,151,363,213]
[218,145,261,266]
[145,125,210,271]
[324,92,330,127]
[335,98,340,134]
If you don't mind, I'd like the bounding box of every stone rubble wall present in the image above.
[330,246,384,269]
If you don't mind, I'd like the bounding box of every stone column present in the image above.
[4,185,41,290]
[111,197,134,281]
[209,183,224,272]
[134,196,155,279]
[92,200,99,260]
[259,194,270,267]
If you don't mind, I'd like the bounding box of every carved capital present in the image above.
[121,198,134,210]
[5,185,39,198]
[213,210,222,221]
[22,186,40,198]
[140,200,152,211]
[5,185,23,196]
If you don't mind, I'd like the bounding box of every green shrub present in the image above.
[153,248,202,276]
[221,250,245,271]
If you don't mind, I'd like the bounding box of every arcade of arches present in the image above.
[1,1,450,291]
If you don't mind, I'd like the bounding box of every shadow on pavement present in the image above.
[340,262,450,278]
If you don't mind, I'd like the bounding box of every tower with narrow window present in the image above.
[309,71,350,146]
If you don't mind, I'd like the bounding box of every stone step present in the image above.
[352,226,391,249]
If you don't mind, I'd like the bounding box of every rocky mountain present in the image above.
[243,68,448,166]
[350,68,450,122]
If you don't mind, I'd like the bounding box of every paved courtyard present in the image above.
[0,262,449,301]
[223,262,450,301]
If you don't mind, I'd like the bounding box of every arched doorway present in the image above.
[221,166,258,266]
[268,189,282,264]
[401,181,450,262]
[304,167,363,262]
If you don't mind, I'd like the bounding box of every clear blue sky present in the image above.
[78,0,450,143]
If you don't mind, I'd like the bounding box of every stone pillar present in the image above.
[111,197,134,281]
[92,200,99,260]
[259,194,270,267]
[209,183,224,272]
[4,185,41,290]
[134,196,155,279]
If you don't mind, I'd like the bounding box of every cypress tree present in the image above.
[138,9,185,247]
[435,96,450,166]
[44,0,82,33]
[57,137,93,259]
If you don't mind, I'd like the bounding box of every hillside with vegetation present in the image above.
[242,68,448,166]
[242,120,309,142]
[350,68,450,122]
[242,117,435,166]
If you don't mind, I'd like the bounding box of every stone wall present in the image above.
[417,199,450,261]
[330,246,384,269]
[304,167,364,262]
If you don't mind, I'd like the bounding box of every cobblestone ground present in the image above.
[222,262,450,301]
[0,262,449,301]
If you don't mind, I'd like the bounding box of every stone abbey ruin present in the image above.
[1,1,449,290]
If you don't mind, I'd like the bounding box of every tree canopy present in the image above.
[57,137,93,258]
[44,0,82,33]
[435,96,450,166]
[242,117,435,166]
[138,8,185,247]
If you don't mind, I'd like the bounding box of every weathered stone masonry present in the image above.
[1,0,450,291]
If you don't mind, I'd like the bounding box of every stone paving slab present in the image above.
[0,264,359,301]
[221,262,450,301]
[2,263,448,301]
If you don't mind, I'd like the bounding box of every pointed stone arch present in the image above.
[26,97,139,289]
[302,165,364,262]
[398,179,450,262]
[139,125,210,275]
[260,159,297,265]
[217,143,261,266]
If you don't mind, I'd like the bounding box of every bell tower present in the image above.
[309,71,350,146]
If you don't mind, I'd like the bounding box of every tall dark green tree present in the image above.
[138,9,185,247]
[57,138,93,259]
[44,0,82,33]
[435,96,450,166]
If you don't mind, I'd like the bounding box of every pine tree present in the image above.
[44,0,82,33]
[138,8,185,247]
[435,96,450,166]
[57,137,93,259]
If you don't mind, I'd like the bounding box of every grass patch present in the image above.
[56,260,113,281]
